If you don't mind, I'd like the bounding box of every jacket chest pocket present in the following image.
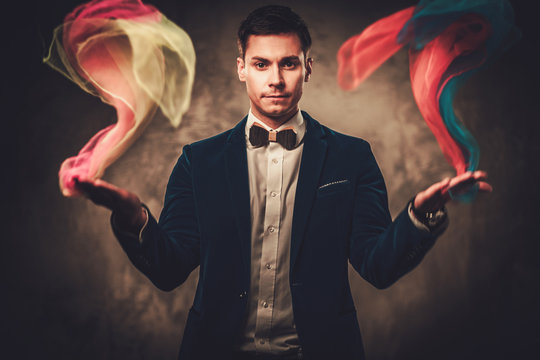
[312,179,352,223]
[316,179,351,198]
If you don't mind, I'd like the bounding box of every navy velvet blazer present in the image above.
[115,111,439,360]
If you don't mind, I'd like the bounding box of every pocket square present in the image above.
[318,179,350,190]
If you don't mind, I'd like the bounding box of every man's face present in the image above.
[237,33,312,127]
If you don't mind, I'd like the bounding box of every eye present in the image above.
[255,62,266,69]
[282,60,297,69]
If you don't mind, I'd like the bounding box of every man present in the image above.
[76,5,491,360]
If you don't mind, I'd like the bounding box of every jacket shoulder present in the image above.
[323,125,369,146]
[190,128,234,150]
[182,118,246,159]
[314,122,372,159]
[303,111,370,150]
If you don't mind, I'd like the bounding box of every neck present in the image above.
[251,107,298,129]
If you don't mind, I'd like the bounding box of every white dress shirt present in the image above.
[237,109,306,354]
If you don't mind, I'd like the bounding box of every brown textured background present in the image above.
[2,0,539,359]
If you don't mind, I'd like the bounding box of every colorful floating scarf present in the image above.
[44,0,196,196]
[337,0,519,200]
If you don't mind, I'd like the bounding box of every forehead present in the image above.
[244,33,304,60]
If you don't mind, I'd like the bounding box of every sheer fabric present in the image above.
[44,0,196,196]
[337,0,519,199]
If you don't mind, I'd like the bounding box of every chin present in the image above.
[266,110,291,120]
[265,105,293,116]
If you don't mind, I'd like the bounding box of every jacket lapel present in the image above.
[224,117,252,281]
[290,112,328,272]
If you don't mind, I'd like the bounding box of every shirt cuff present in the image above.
[408,202,430,232]
[110,205,149,244]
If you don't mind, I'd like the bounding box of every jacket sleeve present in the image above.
[112,145,200,291]
[348,142,441,289]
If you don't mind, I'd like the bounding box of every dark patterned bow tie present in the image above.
[249,122,297,150]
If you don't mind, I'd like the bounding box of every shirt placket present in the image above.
[254,141,283,351]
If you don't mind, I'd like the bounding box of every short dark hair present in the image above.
[237,5,312,59]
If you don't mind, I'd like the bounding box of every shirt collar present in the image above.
[245,109,306,148]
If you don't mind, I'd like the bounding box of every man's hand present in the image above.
[414,171,493,213]
[74,178,147,234]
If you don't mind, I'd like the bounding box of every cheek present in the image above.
[245,74,264,93]
[291,74,305,94]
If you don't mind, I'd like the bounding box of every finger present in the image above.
[454,172,489,191]
[449,181,493,201]
[448,171,474,188]
[476,181,493,192]
[93,178,123,192]
[78,178,120,198]
[448,170,488,191]
[75,178,122,209]
[452,170,487,184]
[450,177,476,191]
[472,170,488,180]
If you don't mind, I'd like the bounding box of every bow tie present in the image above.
[249,122,297,150]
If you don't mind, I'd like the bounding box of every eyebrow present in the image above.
[250,55,301,63]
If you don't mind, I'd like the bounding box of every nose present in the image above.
[268,64,284,88]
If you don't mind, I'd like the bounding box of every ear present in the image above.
[237,57,247,82]
[304,57,313,82]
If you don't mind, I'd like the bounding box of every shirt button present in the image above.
[266,263,271,269]
[268,226,275,233]
[272,158,278,164]
[270,191,278,197]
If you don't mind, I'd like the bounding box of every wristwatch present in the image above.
[410,197,448,231]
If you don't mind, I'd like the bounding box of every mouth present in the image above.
[263,94,290,99]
